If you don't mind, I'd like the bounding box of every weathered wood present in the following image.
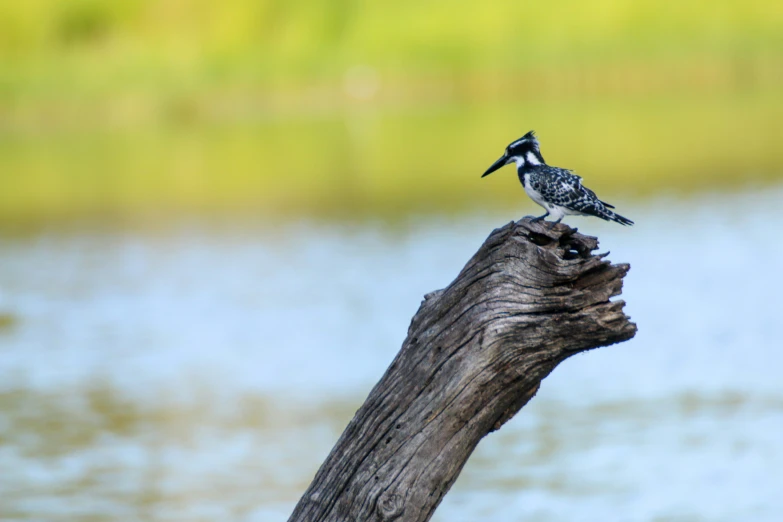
[288,217,637,522]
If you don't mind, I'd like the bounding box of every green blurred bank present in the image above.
[1,0,782,227]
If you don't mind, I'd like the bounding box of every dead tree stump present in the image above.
[288,217,637,522]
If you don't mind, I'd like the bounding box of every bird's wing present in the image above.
[582,185,615,208]
[536,168,587,208]
[560,170,617,209]
[538,167,630,224]
[556,171,585,202]
[561,170,582,185]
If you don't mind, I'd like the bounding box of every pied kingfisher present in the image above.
[482,131,633,226]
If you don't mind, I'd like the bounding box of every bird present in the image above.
[481,131,633,226]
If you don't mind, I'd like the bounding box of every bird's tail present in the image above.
[584,203,634,226]
[604,209,634,226]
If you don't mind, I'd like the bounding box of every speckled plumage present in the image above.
[482,131,633,226]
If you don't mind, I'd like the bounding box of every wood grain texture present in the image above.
[288,217,637,522]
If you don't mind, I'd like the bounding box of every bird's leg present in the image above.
[548,216,563,230]
[531,211,550,222]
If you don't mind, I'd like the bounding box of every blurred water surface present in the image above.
[1,189,783,521]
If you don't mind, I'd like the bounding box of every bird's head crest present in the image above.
[506,131,540,157]
[482,130,545,177]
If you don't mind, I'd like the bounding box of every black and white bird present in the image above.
[482,131,633,226]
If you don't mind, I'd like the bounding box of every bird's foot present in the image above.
[548,218,563,230]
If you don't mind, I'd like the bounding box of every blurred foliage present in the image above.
[0,0,782,227]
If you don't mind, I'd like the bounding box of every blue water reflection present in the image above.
[1,189,782,521]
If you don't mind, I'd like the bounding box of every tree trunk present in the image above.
[288,217,637,522]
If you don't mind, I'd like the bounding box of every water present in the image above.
[1,189,782,521]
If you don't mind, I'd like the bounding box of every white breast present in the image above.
[523,175,575,221]
[523,176,549,209]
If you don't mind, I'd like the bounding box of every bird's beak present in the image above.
[482,154,510,177]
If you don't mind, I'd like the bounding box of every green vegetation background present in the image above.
[1,0,782,227]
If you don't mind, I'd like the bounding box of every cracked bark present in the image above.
[287,217,637,522]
